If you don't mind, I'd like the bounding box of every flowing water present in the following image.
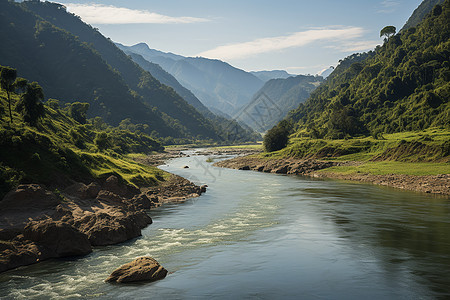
[1,151,449,299]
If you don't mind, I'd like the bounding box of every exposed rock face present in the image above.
[105,256,168,283]
[76,211,152,246]
[1,184,60,210]
[23,219,92,257]
[0,174,205,273]
[215,157,336,175]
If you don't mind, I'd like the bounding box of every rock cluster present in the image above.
[0,174,206,273]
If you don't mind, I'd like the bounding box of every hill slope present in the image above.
[118,43,265,116]
[285,0,449,140]
[250,70,294,82]
[0,68,166,199]
[402,0,445,30]
[0,1,224,141]
[238,75,323,132]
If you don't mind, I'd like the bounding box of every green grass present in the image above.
[0,90,167,198]
[263,128,449,163]
[318,161,450,176]
[259,128,449,176]
[213,143,263,150]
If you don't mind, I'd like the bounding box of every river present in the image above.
[0,151,449,299]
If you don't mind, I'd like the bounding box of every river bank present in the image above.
[215,155,450,196]
[0,168,205,273]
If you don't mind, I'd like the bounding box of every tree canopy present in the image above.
[380,26,396,40]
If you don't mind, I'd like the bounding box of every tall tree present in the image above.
[380,26,396,41]
[16,82,45,126]
[0,66,17,124]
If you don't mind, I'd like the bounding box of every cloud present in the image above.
[328,40,382,52]
[197,26,366,60]
[64,3,209,24]
[377,0,400,13]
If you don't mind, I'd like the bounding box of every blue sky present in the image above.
[55,0,423,74]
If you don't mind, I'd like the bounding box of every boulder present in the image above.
[23,219,92,257]
[76,211,152,246]
[105,256,168,283]
[96,190,124,203]
[200,185,207,193]
[1,184,60,210]
[183,165,189,169]
[63,182,101,200]
[127,193,153,210]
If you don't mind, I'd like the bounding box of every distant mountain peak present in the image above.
[317,66,335,79]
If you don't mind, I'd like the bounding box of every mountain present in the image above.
[118,43,265,116]
[402,0,445,30]
[236,75,323,132]
[0,0,246,143]
[317,67,335,79]
[250,70,294,82]
[282,0,449,139]
[119,49,260,142]
[124,51,209,114]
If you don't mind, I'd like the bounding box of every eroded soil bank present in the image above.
[215,155,449,196]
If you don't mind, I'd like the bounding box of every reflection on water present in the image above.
[0,153,449,299]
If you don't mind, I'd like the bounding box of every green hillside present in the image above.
[402,0,445,30]
[0,67,166,199]
[0,0,253,143]
[240,75,323,132]
[285,0,449,140]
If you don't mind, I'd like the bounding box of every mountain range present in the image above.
[117,43,265,116]
[0,0,258,143]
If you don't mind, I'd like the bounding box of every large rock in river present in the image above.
[23,219,92,257]
[105,256,168,283]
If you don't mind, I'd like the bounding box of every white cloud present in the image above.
[197,26,366,60]
[328,40,381,52]
[64,3,209,24]
[377,0,400,13]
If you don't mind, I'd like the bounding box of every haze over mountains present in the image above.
[0,0,259,143]
[118,43,265,117]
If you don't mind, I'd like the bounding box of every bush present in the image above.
[264,120,292,152]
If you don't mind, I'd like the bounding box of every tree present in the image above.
[380,26,396,41]
[69,102,90,124]
[0,66,17,124]
[263,120,292,152]
[16,82,45,126]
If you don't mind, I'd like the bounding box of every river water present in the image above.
[1,152,449,299]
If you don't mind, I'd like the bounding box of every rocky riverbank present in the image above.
[0,173,205,273]
[215,155,450,196]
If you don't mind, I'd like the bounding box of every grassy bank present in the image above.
[261,128,449,176]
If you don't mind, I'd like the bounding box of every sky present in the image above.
[53,0,423,75]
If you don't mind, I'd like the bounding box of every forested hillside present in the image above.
[284,1,449,140]
[0,1,256,143]
[402,0,445,30]
[239,75,323,132]
[0,66,166,199]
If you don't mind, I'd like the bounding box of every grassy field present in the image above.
[318,161,449,176]
[261,128,450,176]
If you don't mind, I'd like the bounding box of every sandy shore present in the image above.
[215,155,449,196]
